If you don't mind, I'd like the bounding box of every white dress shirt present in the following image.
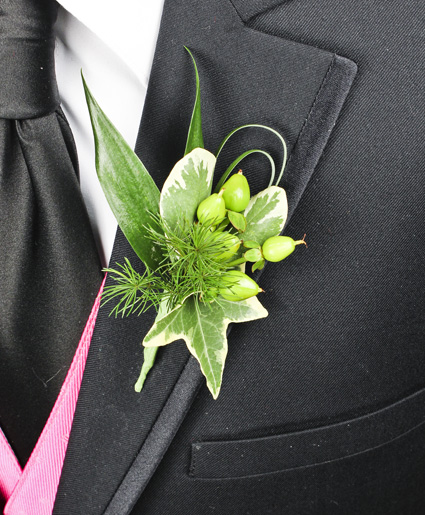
[54,1,165,266]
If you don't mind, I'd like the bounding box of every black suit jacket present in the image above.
[53,1,425,513]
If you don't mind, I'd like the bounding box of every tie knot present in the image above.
[0,0,60,119]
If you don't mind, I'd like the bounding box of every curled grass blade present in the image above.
[215,124,287,187]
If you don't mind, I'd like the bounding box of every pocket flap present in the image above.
[190,387,425,479]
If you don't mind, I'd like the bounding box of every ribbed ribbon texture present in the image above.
[0,279,105,514]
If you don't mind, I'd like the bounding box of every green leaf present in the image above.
[252,259,265,272]
[215,219,230,232]
[227,210,247,232]
[82,74,162,270]
[243,240,260,249]
[143,295,268,398]
[184,47,204,155]
[134,347,158,392]
[134,299,170,392]
[242,186,288,246]
[244,248,262,262]
[160,148,216,232]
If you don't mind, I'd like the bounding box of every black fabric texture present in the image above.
[133,2,425,514]
[283,55,357,223]
[104,357,203,515]
[53,1,357,514]
[55,0,425,514]
[229,0,290,22]
[0,0,102,467]
[190,385,425,478]
[0,0,60,119]
[103,52,356,515]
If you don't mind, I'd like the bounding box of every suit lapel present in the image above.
[54,1,356,513]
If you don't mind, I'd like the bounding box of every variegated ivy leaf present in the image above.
[160,148,216,232]
[134,299,171,392]
[242,186,288,246]
[143,295,268,399]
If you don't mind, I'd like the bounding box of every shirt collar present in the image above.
[55,0,165,86]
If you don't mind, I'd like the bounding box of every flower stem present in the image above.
[227,257,247,266]
[134,346,158,392]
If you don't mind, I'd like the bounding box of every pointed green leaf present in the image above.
[160,148,216,231]
[184,47,204,155]
[252,259,265,272]
[143,295,268,398]
[83,74,162,270]
[214,219,230,232]
[242,186,288,246]
[134,299,171,392]
[227,210,247,232]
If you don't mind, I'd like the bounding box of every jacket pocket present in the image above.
[190,386,425,479]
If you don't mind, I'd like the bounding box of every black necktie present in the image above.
[0,0,102,466]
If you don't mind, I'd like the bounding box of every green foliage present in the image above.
[82,74,163,270]
[214,123,288,190]
[184,47,204,155]
[214,149,276,194]
[252,259,265,272]
[160,148,215,233]
[83,48,295,399]
[143,295,267,398]
[227,210,247,232]
[134,347,158,392]
[242,186,288,245]
[102,258,164,317]
[104,216,242,315]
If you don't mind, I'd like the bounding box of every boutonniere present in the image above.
[83,48,306,399]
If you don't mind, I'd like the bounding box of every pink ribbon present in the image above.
[0,277,105,515]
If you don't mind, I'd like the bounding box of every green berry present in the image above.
[222,171,250,212]
[197,190,226,225]
[262,235,306,262]
[219,270,262,301]
[211,231,241,261]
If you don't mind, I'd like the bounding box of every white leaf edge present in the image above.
[244,185,288,238]
[159,147,216,224]
[143,295,268,398]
